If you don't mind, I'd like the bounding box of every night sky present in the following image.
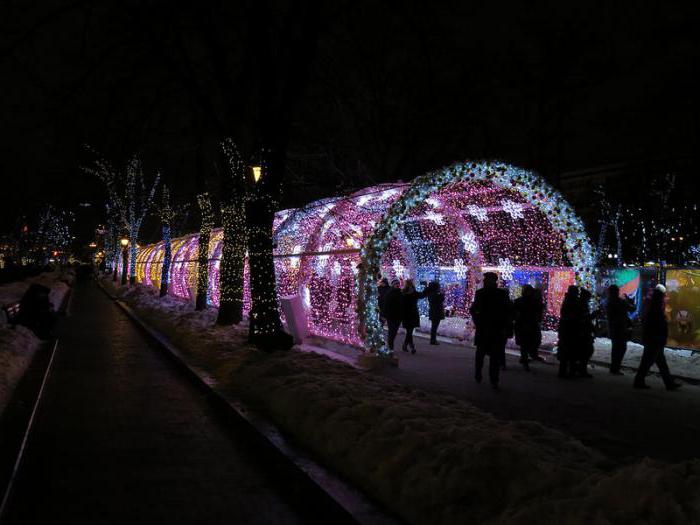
[2,1,700,243]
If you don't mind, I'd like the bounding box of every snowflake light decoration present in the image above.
[460,231,478,254]
[501,199,524,219]
[467,205,488,221]
[453,258,468,279]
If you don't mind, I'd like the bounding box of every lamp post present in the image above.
[120,237,129,286]
[251,165,262,183]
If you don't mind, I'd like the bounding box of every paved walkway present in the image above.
[3,282,325,524]
[382,332,700,464]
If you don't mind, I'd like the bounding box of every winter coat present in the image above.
[576,301,596,360]
[428,291,445,321]
[606,296,634,340]
[557,296,579,360]
[401,289,428,329]
[514,295,543,348]
[378,284,390,318]
[469,287,513,348]
[642,304,668,348]
[384,288,403,322]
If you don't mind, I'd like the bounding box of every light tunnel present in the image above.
[135,161,595,352]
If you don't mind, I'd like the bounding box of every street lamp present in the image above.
[251,165,262,183]
[120,237,129,286]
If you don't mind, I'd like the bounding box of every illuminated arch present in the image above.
[357,161,596,354]
[135,160,595,356]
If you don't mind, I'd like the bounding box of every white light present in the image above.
[497,257,515,281]
[467,205,488,221]
[453,258,468,279]
[424,211,445,225]
[392,259,407,279]
[460,231,478,254]
[501,199,524,219]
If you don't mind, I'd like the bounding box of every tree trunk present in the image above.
[246,195,280,341]
[216,139,247,326]
[216,203,246,324]
[160,223,171,297]
[195,192,214,310]
[129,233,138,285]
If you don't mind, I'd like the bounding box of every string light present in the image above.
[135,161,594,355]
[195,192,214,310]
[217,138,247,325]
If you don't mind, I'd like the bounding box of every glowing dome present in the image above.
[135,161,595,353]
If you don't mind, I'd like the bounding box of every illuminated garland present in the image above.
[159,185,173,297]
[217,139,247,325]
[358,161,596,355]
[247,146,282,339]
[134,161,594,356]
[195,192,214,310]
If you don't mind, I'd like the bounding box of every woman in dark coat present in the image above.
[427,281,445,345]
[400,279,428,353]
[574,288,596,378]
[634,287,681,390]
[557,285,579,378]
[514,285,543,370]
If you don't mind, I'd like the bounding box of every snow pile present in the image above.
[419,316,700,379]
[106,280,251,368]
[0,325,41,414]
[0,270,73,416]
[115,282,700,524]
[0,270,74,310]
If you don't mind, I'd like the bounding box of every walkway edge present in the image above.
[100,284,399,525]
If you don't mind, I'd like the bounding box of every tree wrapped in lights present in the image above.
[104,203,119,273]
[195,192,214,310]
[246,147,287,345]
[84,147,160,284]
[216,138,247,325]
[35,205,74,263]
[159,185,174,297]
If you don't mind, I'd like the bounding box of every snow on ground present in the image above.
[0,270,74,311]
[112,278,700,524]
[0,270,74,416]
[419,316,700,380]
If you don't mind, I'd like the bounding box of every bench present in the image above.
[1,302,21,327]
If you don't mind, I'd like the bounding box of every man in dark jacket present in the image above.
[427,281,445,345]
[634,287,681,390]
[384,279,403,351]
[606,284,634,375]
[513,285,543,370]
[469,272,513,388]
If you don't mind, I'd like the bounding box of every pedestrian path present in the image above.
[2,282,316,524]
[382,335,700,463]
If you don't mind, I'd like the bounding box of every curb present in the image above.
[98,281,399,525]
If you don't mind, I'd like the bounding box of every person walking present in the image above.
[633,286,682,390]
[427,280,445,345]
[469,272,513,388]
[557,285,579,378]
[606,284,635,375]
[384,279,403,351]
[400,279,429,353]
[513,284,543,371]
[574,288,596,378]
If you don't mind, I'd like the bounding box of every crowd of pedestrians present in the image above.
[377,271,682,391]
